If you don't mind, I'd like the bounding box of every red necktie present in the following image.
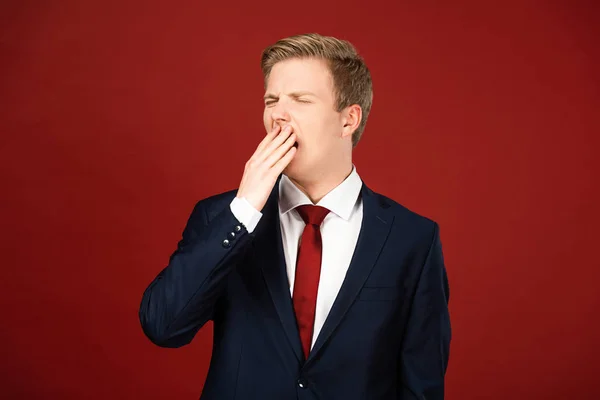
[292,205,330,359]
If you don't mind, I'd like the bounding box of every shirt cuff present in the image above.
[229,196,263,233]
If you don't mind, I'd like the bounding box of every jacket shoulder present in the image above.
[368,188,439,241]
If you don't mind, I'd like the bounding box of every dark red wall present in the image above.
[1,1,598,399]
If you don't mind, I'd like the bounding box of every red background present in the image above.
[1,1,598,399]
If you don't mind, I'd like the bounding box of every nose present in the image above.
[271,102,290,126]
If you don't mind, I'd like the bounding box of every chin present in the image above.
[282,162,296,177]
[283,157,314,182]
[283,158,302,178]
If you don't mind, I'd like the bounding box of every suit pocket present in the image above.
[357,286,400,301]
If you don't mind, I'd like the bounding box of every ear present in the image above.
[341,104,362,139]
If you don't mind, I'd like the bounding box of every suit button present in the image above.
[297,378,307,388]
[228,231,236,240]
[222,239,231,248]
[234,225,242,232]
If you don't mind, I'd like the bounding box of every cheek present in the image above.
[263,109,271,131]
[305,111,337,140]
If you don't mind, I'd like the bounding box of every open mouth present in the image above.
[293,141,299,148]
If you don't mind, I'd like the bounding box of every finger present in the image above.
[260,125,292,157]
[266,132,296,168]
[254,124,281,156]
[271,144,297,176]
[252,124,281,158]
[267,122,283,141]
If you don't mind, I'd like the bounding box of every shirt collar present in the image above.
[278,165,363,221]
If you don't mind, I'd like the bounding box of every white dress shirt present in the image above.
[230,165,363,349]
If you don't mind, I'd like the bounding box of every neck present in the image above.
[287,162,353,204]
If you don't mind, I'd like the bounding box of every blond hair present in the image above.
[260,33,373,147]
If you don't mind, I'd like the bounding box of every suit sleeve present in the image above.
[139,199,255,348]
[399,222,451,399]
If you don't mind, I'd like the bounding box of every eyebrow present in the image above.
[263,91,318,101]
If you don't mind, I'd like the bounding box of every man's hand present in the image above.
[236,124,297,211]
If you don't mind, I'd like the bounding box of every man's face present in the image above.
[263,57,344,179]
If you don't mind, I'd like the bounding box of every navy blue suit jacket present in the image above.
[139,177,451,399]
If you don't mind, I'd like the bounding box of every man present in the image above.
[139,33,451,399]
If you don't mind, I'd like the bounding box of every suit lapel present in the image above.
[252,178,394,366]
[305,183,394,366]
[253,177,304,363]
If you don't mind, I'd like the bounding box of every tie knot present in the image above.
[295,205,330,226]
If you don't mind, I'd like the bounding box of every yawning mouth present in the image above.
[293,141,299,148]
